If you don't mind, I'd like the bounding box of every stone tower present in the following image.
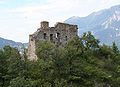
[28,21,78,60]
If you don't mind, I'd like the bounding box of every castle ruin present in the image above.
[28,21,78,60]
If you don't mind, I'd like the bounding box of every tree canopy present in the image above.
[0,32,120,87]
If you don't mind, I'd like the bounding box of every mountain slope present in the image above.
[65,4,120,47]
[0,37,28,49]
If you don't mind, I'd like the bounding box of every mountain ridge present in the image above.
[65,4,120,48]
[0,37,28,49]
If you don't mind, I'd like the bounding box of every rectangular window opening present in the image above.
[44,33,46,39]
[50,34,53,42]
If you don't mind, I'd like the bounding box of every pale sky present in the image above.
[0,0,120,42]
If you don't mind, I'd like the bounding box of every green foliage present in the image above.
[0,32,120,87]
[0,49,8,87]
[8,77,32,87]
[112,42,119,55]
[36,41,55,60]
[54,79,67,87]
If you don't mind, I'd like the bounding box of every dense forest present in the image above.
[0,32,120,87]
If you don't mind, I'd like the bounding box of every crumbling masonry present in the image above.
[28,21,78,60]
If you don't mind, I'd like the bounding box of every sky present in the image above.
[0,0,120,42]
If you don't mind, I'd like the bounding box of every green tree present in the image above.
[112,42,119,55]
[8,77,32,87]
[36,41,55,60]
[1,32,120,87]
[0,49,8,87]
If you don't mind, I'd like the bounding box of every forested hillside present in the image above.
[0,37,28,50]
[0,32,120,87]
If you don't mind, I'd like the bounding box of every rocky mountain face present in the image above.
[65,4,120,48]
[0,37,28,50]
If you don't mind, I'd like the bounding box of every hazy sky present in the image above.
[0,0,120,42]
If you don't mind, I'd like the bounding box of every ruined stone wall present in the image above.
[28,35,37,60]
[28,21,78,60]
